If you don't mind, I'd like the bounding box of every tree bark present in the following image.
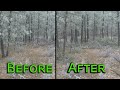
[63,11,68,57]
[6,11,12,57]
[55,11,59,48]
[106,24,109,37]
[102,11,104,38]
[84,15,87,42]
[93,14,95,40]
[117,11,120,47]
[45,11,48,40]
[81,15,84,44]
[75,29,78,44]
[86,13,89,42]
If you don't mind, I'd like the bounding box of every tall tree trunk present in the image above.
[0,36,5,58]
[45,11,48,40]
[70,29,73,53]
[63,11,68,57]
[111,18,113,40]
[86,13,89,42]
[106,24,109,37]
[37,12,40,44]
[30,13,33,42]
[28,14,31,43]
[102,11,104,38]
[24,13,28,44]
[75,29,78,44]
[0,11,5,58]
[81,15,84,44]
[93,13,96,40]
[6,11,12,57]
[55,11,59,49]
[117,11,120,47]
[71,29,73,43]
[84,15,87,42]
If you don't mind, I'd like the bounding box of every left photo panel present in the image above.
[0,11,55,79]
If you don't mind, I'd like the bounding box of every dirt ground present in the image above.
[57,48,120,79]
[0,45,55,79]
[1,45,120,79]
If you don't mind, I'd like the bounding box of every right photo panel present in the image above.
[56,11,120,79]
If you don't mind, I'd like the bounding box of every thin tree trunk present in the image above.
[70,29,73,53]
[55,11,59,48]
[86,14,89,42]
[117,11,120,47]
[84,15,87,42]
[0,36,5,58]
[0,11,5,58]
[75,29,78,44]
[102,11,104,38]
[81,15,84,44]
[93,13,96,41]
[63,11,68,57]
[28,14,31,43]
[45,11,48,40]
[6,11,12,57]
[37,12,40,44]
[111,18,113,40]
[30,13,33,42]
[106,24,109,37]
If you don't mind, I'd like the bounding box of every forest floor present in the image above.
[57,47,120,79]
[0,45,55,79]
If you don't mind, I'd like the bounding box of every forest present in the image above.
[0,11,55,79]
[56,11,120,79]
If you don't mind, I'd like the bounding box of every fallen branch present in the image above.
[74,75,81,79]
[18,74,26,79]
[112,70,120,77]
[113,57,120,64]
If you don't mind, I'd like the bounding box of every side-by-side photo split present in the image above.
[0,11,120,79]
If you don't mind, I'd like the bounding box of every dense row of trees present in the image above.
[0,11,55,58]
[1,11,120,59]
